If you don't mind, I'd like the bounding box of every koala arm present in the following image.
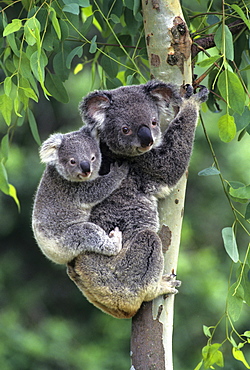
[79,162,128,204]
[138,86,208,187]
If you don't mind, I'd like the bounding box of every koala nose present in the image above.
[137,125,153,148]
[80,161,91,173]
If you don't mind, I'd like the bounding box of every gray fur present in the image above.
[32,128,128,264]
[66,81,208,318]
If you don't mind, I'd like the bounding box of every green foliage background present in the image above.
[0,0,250,369]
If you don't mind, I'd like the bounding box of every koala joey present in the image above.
[67,81,208,318]
[32,127,128,264]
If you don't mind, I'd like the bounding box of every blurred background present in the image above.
[1,67,250,370]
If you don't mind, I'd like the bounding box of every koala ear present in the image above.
[144,80,181,111]
[79,91,111,130]
[39,133,64,164]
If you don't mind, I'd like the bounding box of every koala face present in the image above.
[40,130,101,182]
[80,81,181,157]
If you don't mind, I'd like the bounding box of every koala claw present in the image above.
[109,227,122,253]
[160,273,182,295]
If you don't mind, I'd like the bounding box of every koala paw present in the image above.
[196,85,209,103]
[109,227,122,253]
[160,273,182,295]
[184,84,194,99]
[110,161,129,179]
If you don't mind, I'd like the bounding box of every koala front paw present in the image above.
[196,85,209,103]
[109,227,122,253]
[184,84,194,99]
[110,161,129,179]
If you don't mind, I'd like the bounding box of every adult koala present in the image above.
[67,80,208,318]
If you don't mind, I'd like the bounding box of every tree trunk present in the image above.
[130,1,192,369]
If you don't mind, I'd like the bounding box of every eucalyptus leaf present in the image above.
[245,203,250,220]
[214,24,234,61]
[198,167,220,176]
[229,185,250,200]
[100,53,119,79]
[89,35,97,54]
[0,94,13,125]
[227,283,244,321]
[27,108,41,145]
[232,348,250,369]
[218,70,245,115]
[63,3,80,15]
[222,227,239,262]
[3,19,22,36]
[218,114,236,142]
[45,71,69,103]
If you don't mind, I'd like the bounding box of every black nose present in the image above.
[137,126,153,148]
[80,161,90,173]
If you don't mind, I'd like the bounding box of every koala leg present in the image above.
[43,222,122,264]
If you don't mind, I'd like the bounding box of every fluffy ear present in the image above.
[79,91,111,130]
[39,133,64,164]
[144,80,182,111]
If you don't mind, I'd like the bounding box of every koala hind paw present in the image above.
[159,273,182,296]
[109,227,122,253]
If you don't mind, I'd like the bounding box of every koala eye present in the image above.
[91,155,96,162]
[122,126,132,135]
[69,158,76,165]
[152,118,158,127]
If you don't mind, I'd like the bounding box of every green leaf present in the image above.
[0,134,9,162]
[0,161,10,194]
[218,114,236,142]
[242,331,250,338]
[63,3,80,15]
[198,167,220,176]
[218,70,245,115]
[8,184,20,211]
[227,283,244,321]
[30,50,48,83]
[0,161,20,210]
[229,185,250,200]
[110,14,120,24]
[194,361,203,370]
[24,18,41,47]
[234,107,250,131]
[49,7,61,40]
[4,76,12,96]
[79,0,90,6]
[6,33,20,57]
[222,227,239,262]
[89,35,97,54]
[198,55,221,68]
[232,348,250,368]
[202,343,224,368]
[214,24,234,61]
[245,203,250,220]
[27,108,41,145]
[231,4,250,31]
[0,94,13,125]
[100,53,119,79]
[203,325,212,338]
[45,71,69,104]
[3,19,22,36]
[66,46,83,69]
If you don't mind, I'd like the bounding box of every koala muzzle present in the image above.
[80,161,91,174]
[137,125,153,148]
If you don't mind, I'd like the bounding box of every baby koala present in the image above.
[32,127,128,264]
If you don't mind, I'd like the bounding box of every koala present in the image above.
[32,127,128,264]
[67,81,208,318]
